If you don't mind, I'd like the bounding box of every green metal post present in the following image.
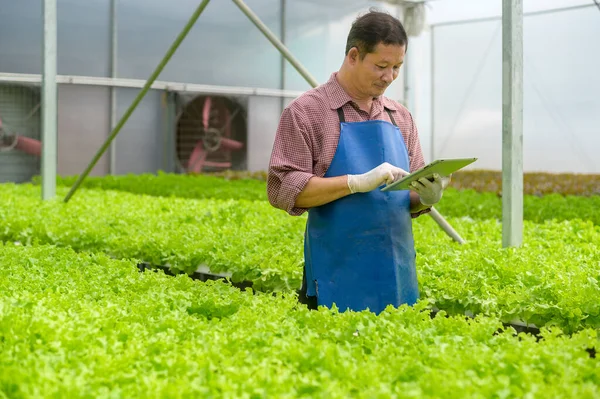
[63,0,212,203]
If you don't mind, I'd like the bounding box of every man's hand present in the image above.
[409,173,451,206]
[347,162,409,194]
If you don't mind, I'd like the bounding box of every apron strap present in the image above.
[337,107,346,123]
[337,106,398,127]
[385,108,397,126]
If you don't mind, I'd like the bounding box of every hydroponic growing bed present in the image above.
[1,172,599,397]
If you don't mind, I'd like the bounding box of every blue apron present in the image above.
[301,106,419,314]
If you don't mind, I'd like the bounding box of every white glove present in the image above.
[410,173,451,206]
[347,162,409,193]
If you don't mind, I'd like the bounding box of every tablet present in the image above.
[381,157,478,192]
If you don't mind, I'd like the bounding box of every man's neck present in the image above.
[336,69,373,113]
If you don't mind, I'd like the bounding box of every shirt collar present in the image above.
[324,72,398,111]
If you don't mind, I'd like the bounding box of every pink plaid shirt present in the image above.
[267,72,428,217]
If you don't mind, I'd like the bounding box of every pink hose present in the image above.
[14,136,42,157]
[0,117,42,157]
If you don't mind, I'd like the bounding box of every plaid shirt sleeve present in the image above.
[402,108,432,219]
[267,104,315,216]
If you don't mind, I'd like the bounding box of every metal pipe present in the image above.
[431,3,593,28]
[430,25,434,162]
[400,5,410,109]
[279,0,286,113]
[231,0,319,88]
[163,91,176,172]
[429,208,465,244]
[502,0,524,247]
[64,0,212,203]
[0,72,305,99]
[403,56,410,109]
[109,0,118,174]
[42,0,57,200]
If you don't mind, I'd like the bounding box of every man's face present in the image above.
[350,43,405,98]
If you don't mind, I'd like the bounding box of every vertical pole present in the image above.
[502,0,524,247]
[279,0,286,114]
[403,59,408,107]
[162,91,176,172]
[162,91,168,172]
[399,5,411,111]
[109,0,118,174]
[41,0,57,200]
[429,25,435,162]
[403,55,411,109]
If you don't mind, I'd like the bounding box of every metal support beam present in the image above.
[431,3,595,28]
[0,72,305,98]
[64,0,212,203]
[502,0,524,247]
[429,208,465,244]
[41,0,57,200]
[109,0,118,174]
[279,0,286,113]
[397,5,410,109]
[430,25,435,162]
[403,53,411,109]
[162,90,176,172]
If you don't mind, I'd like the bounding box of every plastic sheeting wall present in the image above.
[415,6,600,174]
[115,0,282,89]
[113,88,165,175]
[0,0,406,178]
[0,0,112,77]
[57,85,110,176]
[0,0,402,88]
